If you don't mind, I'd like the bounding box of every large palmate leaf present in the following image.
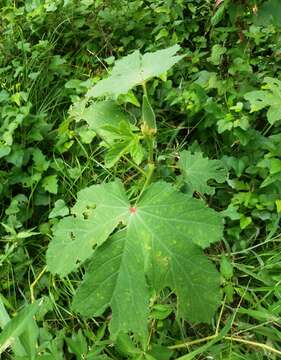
[47,180,223,338]
[178,151,227,195]
[244,77,281,125]
[86,45,183,98]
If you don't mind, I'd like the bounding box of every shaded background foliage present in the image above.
[0,0,281,359]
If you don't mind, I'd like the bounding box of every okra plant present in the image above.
[46,45,227,343]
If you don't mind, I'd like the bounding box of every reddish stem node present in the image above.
[129,207,137,214]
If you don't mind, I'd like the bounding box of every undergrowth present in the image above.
[0,1,281,359]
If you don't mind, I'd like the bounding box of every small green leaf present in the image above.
[42,175,58,194]
[130,139,144,165]
[148,344,173,360]
[240,215,252,229]
[32,148,50,173]
[244,77,281,124]
[178,151,227,195]
[151,304,173,320]
[220,255,233,280]
[66,329,88,357]
[211,3,226,26]
[208,44,226,65]
[0,144,11,158]
[49,199,69,219]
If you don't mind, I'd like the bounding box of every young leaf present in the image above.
[76,100,144,166]
[178,151,227,195]
[86,45,183,98]
[244,77,281,125]
[102,121,144,167]
[47,181,223,337]
[82,101,132,143]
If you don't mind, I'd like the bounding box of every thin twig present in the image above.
[224,336,281,356]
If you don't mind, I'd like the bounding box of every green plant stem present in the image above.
[136,162,155,204]
[145,135,154,163]
[144,162,155,186]
[224,336,281,356]
[169,297,226,350]
[142,82,148,97]
[170,333,281,356]
[135,81,156,199]
[30,266,47,303]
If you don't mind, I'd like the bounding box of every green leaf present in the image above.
[244,77,281,124]
[47,181,223,337]
[19,318,39,359]
[72,101,144,166]
[42,175,58,194]
[211,3,227,26]
[66,329,88,357]
[46,180,130,276]
[0,144,11,158]
[0,297,26,356]
[104,141,131,168]
[82,101,132,143]
[86,45,183,98]
[255,0,281,27]
[148,344,173,360]
[32,149,50,173]
[240,215,252,229]
[103,121,144,167]
[115,333,142,357]
[220,255,233,280]
[208,44,226,65]
[151,304,173,320]
[178,151,227,195]
[130,139,145,165]
[49,199,69,219]
[0,300,41,354]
